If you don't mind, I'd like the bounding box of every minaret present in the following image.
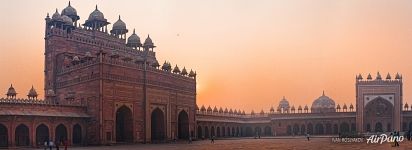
[45,13,50,37]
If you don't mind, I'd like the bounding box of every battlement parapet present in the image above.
[0,97,86,107]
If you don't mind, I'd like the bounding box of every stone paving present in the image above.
[34,137,412,150]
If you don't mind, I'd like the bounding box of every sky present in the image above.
[1,0,412,113]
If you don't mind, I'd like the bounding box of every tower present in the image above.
[356,72,403,133]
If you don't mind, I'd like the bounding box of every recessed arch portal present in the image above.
[315,123,324,135]
[211,126,215,137]
[0,124,8,147]
[375,122,383,132]
[178,110,189,139]
[340,122,350,133]
[36,124,49,146]
[55,124,67,143]
[293,124,299,135]
[300,125,306,135]
[325,123,332,134]
[15,124,30,146]
[204,126,209,138]
[307,123,313,134]
[245,127,253,137]
[216,127,221,137]
[72,124,82,145]
[151,108,165,142]
[197,126,203,139]
[363,97,393,133]
[116,105,133,142]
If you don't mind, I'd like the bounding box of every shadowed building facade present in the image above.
[196,73,412,139]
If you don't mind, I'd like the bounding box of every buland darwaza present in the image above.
[0,2,412,148]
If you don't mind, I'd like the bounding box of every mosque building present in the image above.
[0,2,411,148]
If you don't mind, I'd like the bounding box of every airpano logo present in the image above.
[366,134,404,144]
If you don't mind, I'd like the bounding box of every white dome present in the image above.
[311,91,336,113]
[278,96,290,109]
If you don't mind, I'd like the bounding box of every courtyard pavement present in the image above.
[32,137,412,150]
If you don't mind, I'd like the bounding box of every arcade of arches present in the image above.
[0,118,85,147]
[197,121,362,138]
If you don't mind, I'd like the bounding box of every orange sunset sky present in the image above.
[1,0,412,113]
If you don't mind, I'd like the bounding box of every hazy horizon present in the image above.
[1,0,412,113]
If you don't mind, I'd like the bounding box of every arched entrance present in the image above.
[287,125,292,135]
[363,97,393,133]
[403,122,407,131]
[232,127,235,136]
[300,125,306,135]
[55,124,67,143]
[315,123,324,135]
[293,124,299,135]
[36,124,49,146]
[255,127,261,136]
[204,126,209,138]
[366,124,371,132]
[211,126,215,137]
[216,127,221,137]
[386,123,391,132]
[116,106,133,142]
[197,126,203,139]
[15,124,29,146]
[222,127,226,137]
[340,122,350,133]
[409,122,412,131]
[333,124,338,134]
[72,124,82,145]
[264,126,272,136]
[151,108,165,142]
[245,127,253,137]
[351,123,356,132]
[325,123,332,134]
[307,123,313,134]
[178,110,189,139]
[375,122,383,132]
[0,124,7,147]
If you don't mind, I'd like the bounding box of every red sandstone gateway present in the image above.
[0,2,196,148]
